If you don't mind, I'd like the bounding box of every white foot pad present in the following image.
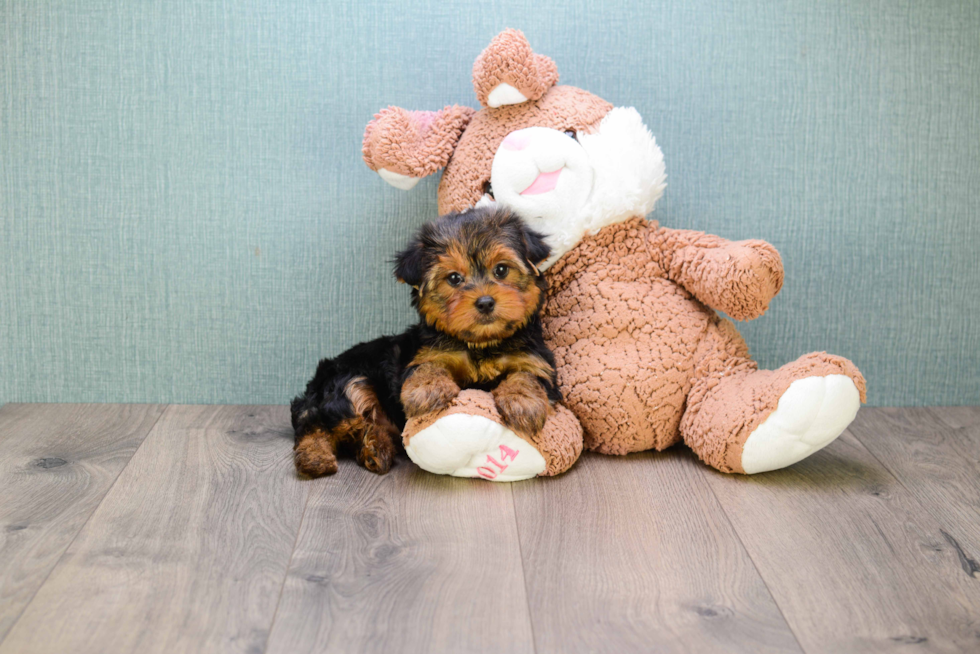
[405,414,546,482]
[740,375,860,474]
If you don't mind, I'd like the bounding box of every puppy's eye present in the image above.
[447,272,464,287]
[564,129,578,140]
[483,180,494,198]
[493,264,509,279]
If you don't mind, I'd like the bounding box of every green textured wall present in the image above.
[2,0,978,406]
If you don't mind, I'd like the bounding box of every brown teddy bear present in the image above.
[362,29,866,480]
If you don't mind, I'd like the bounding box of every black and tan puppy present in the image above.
[290,205,560,478]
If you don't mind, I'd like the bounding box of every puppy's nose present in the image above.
[475,296,496,314]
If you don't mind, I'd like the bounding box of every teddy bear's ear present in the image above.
[472,29,558,109]
[363,105,476,190]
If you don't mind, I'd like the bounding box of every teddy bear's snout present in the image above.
[491,127,590,199]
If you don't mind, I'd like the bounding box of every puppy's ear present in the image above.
[393,239,426,287]
[521,226,551,269]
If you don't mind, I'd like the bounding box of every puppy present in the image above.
[290,205,560,477]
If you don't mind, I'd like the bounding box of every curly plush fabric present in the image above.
[438,86,612,214]
[472,28,559,108]
[403,389,584,476]
[362,105,475,177]
[542,217,866,469]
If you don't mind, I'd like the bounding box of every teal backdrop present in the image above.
[2,0,979,406]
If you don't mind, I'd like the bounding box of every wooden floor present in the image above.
[1,405,979,653]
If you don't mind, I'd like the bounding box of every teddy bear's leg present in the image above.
[402,390,584,481]
[680,319,866,474]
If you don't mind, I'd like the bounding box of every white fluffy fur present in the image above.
[577,108,667,242]
[488,107,667,268]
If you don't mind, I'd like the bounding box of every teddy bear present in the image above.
[361,29,866,480]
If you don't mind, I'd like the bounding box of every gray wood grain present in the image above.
[848,408,980,579]
[5,405,980,654]
[265,460,535,654]
[512,451,803,654]
[701,423,980,653]
[0,403,165,642]
[0,405,307,654]
[927,405,980,459]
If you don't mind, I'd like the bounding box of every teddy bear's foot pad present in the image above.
[405,413,546,481]
[740,374,860,474]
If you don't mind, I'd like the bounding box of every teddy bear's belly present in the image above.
[543,276,712,454]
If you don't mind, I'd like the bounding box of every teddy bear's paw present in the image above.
[377,168,420,190]
[405,413,547,482]
[740,375,860,474]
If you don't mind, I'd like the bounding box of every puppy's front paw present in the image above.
[401,377,460,418]
[493,392,550,437]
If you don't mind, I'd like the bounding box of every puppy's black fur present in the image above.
[290,205,559,478]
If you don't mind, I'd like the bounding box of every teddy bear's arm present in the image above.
[653,227,785,321]
[363,105,475,188]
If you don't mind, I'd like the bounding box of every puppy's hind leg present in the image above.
[345,377,400,475]
[291,391,345,478]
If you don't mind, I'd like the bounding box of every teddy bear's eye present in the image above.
[483,180,494,198]
[447,272,464,287]
[564,129,578,140]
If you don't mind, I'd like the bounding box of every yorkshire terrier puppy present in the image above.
[290,205,560,477]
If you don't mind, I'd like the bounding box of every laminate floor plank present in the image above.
[5,405,979,653]
[0,405,307,654]
[0,403,165,643]
[702,422,980,653]
[847,408,980,580]
[265,461,534,654]
[927,405,980,458]
[512,451,804,654]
